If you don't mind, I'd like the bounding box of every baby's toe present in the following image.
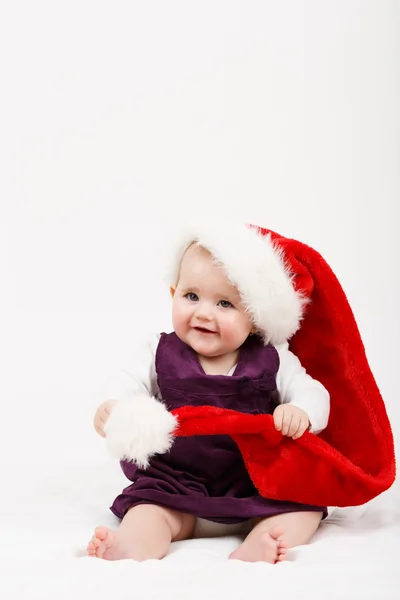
[278,540,287,551]
[87,542,96,556]
[277,552,286,562]
[277,542,288,562]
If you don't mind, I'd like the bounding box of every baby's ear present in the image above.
[170,286,176,299]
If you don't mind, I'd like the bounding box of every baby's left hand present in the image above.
[273,405,310,440]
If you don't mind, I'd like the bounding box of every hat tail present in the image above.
[282,236,395,485]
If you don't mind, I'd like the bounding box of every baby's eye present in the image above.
[185,292,199,302]
[218,300,233,308]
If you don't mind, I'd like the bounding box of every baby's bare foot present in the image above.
[228,526,287,564]
[86,526,135,561]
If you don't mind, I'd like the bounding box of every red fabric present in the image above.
[172,229,396,507]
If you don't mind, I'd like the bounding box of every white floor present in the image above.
[3,458,399,600]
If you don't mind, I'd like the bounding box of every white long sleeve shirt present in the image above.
[101,333,330,434]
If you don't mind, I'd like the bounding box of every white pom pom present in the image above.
[103,394,178,469]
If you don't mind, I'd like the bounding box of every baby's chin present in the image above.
[188,339,235,359]
[194,348,224,359]
[174,331,218,355]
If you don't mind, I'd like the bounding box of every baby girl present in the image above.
[87,224,330,563]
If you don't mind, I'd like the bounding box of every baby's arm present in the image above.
[98,333,161,405]
[93,333,161,437]
[274,343,330,438]
[95,333,176,467]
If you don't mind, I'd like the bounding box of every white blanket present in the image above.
[3,459,399,600]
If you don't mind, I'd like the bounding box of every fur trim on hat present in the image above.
[104,394,178,468]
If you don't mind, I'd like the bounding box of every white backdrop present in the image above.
[1,1,398,482]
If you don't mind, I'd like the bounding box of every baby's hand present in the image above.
[273,405,310,440]
[94,400,118,438]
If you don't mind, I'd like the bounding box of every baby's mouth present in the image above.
[193,326,217,335]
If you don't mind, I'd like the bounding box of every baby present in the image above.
[87,227,330,563]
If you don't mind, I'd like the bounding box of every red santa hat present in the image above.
[105,223,396,507]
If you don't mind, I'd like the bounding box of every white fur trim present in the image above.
[103,395,178,469]
[165,221,306,345]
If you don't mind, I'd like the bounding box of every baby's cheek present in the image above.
[172,303,192,337]
[223,315,250,345]
[171,300,185,324]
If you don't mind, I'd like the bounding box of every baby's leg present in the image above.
[87,504,195,561]
[229,510,323,564]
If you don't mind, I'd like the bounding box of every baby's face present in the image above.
[171,244,253,358]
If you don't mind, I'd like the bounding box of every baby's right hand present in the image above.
[94,400,118,438]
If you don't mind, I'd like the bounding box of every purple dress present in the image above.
[111,332,326,523]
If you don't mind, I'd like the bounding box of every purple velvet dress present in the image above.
[111,332,326,523]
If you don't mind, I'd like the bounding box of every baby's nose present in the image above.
[195,304,213,321]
